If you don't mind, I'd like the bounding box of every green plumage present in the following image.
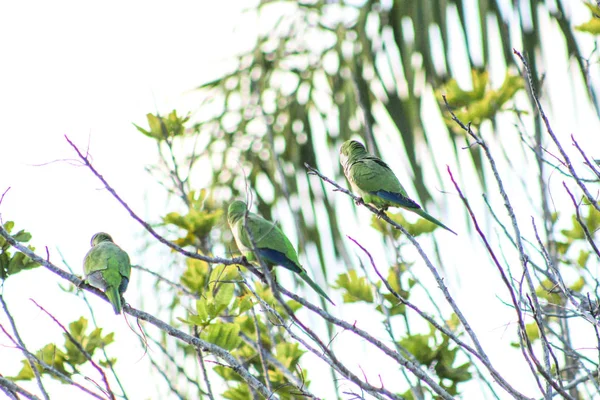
[227,201,334,305]
[83,232,131,314]
[340,140,456,235]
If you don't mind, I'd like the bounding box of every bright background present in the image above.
[0,2,249,398]
[1,1,599,399]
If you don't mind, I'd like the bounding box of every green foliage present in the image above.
[201,322,242,351]
[511,322,540,348]
[569,276,585,292]
[9,317,114,382]
[133,109,190,140]
[560,205,600,243]
[252,282,303,315]
[371,212,438,238]
[0,221,40,280]
[334,269,374,303]
[181,274,310,399]
[525,322,540,343]
[273,342,305,373]
[180,264,239,326]
[180,257,210,295]
[162,189,223,248]
[377,267,412,316]
[575,3,600,35]
[535,279,564,306]
[399,324,472,396]
[438,70,524,134]
[577,250,591,268]
[222,384,251,400]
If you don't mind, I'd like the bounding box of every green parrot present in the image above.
[227,200,334,305]
[83,232,132,314]
[339,140,456,235]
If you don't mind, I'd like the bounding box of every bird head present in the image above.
[339,140,367,167]
[227,200,248,225]
[90,232,114,247]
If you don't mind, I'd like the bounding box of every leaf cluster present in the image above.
[9,317,114,382]
[0,221,39,280]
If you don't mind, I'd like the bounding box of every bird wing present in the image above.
[84,242,131,280]
[350,156,405,194]
[235,213,303,269]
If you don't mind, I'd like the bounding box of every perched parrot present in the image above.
[339,140,457,235]
[227,200,334,305]
[83,232,132,314]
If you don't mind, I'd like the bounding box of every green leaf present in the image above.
[0,223,39,280]
[180,258,209,295]
[64,317,114,366]
[214,365,244,382]
[233,294,254,315]
[222,384,252,400]
[575,4,600,35]
[569,276,585,292]
[577,250,591,268]
[438,70,524,134]
[399,334,436,366]
[162,191,223,247]
[334,270,373,303]
[201,322,242,351]
[134,110,191,140]
[561,206,600,243]
[253,282,302,314]
[371,212,437,238]
[524,322,540,343]
[35,344,69,378]
[12,230,32,242]
[214,282,235,308]
[274,342,305,370]
[3,221,14,233]
[535,279,564,305]
[9,360,36,381]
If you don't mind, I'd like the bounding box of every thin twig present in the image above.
[251,305,273,393]
[0,324,105,399]
[64,135,247,267]
[30,299,115,400]
[563,183,600,259]
[0,225,274,399]
[132,264,198,298]
[193,326,215,400]
[514,50,600,212]
[0,376,40,400]
[0,295,50,400]
[305,162,529,399]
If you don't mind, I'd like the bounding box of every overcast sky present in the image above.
[1,1,600,399]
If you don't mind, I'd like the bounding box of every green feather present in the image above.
[83,232,131,314]
[340,140,457,235]
[228,201,335,305]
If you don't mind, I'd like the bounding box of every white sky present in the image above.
[0,2,249,398]
[1,1,600,399]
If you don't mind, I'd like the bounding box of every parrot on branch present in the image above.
[339,140,456,235]
[227,200,334,305]
[83,232,132,314]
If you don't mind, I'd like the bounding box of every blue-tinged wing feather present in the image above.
[372,190,421,210]
[256,248,303,274]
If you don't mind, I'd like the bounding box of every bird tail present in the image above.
[105,286,123,314]
[414,209,457,235]
[299,272,335,306]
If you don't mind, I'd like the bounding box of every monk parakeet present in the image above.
[340,140,456,235]
[227,200,334,305]
[83,232,131,314]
